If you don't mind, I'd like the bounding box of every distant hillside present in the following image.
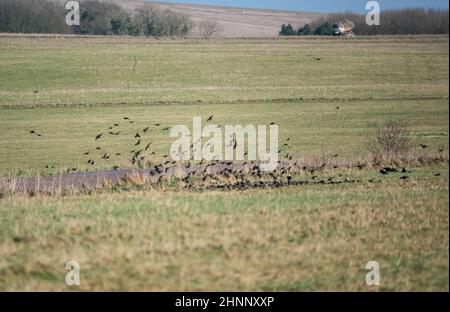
[53,0,320,37]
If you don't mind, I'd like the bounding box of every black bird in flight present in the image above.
[419,144,428,149]
[83,151,90,155]
[95,133,103,140]
[155,123,161,127]
[33,90,39,94]
[270,122,276,125]
[135,133,141,138]
[135,139,141,146]
[123,117,129,120]
[115,153,121,156]
[145,142,152,151]
[29,130,42,136]
[207,115,214,122]
[162,127,170,131]
[114,123,119,127]
[143,127,150,133]
[96,147,101,150]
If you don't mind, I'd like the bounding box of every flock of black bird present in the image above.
[25,118,443,190]
[85,116,170,171]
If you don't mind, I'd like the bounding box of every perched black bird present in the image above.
[95,133,103,140]
[115,153,121,156]
[400,176,409,180]
[379,168,389,175]
[96,147,101,150]
[114,123,119,127]
[206,115,214,122]
[383,167,398,173]
[401,167,412,174]
[113,166,120,171]
[155,123,161,127]
[270,122,276,125]
[33,90,39,94]
[83,151,90,155]
[102,153,110,159]
[123,117,129,120]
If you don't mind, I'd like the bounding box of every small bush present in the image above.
[368,120,412,164]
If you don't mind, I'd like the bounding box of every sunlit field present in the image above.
[0,34,448,291]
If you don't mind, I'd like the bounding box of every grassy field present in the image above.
[0,165,448,291]
[0,35,448,175]
[0,35,448,291]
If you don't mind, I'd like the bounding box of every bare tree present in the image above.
[198,20,224,39]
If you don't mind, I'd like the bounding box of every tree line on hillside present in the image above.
[280,8,449,36]
[0,0,193,36]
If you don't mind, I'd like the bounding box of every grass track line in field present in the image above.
[0,96,448,110]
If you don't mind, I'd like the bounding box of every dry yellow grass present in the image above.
[0,165,447,291]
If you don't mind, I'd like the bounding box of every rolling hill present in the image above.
[55,0,320,37]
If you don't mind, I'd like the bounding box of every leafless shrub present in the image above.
[368,120,412,165]
[198,20,224,39]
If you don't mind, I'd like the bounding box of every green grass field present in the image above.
[0,35,448,291]
[0,36,448,174]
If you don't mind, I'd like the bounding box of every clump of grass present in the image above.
[368,120,412,166]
